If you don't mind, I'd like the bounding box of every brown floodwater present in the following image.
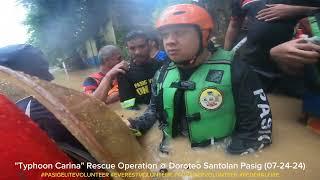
[52,68,98,91]
[110,96,319,180]
[51,69,320,180]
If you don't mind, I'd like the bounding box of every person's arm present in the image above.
[92,61,128,102]
[118,74,137,109]
[104,92,120,104]
[224,0,245,50]
[83,77,120,104]
[127,96,157,134]
[256,4,320,22]
[92,74,114,102]
[227,59,272,154]
[125,70,160,134]
[270,38,320,75]
[224,17,244,50]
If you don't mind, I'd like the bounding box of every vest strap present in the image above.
[159,133,170,154]
[191,137,225,148]
[156,63,170,126]
[191,139,212,147]
[170,81,196,90]
[186,112,201,122]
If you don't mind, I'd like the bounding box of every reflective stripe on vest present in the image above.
[308,15,320,88]
[162,49,237,145]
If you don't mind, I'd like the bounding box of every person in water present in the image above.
[117,30,162,109]
[127,4,272,155]
[83,45,129,104]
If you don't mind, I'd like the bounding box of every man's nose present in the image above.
[134,48,142,55]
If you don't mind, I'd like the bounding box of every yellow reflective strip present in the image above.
[120,98,135,108]
[130,128,142,136]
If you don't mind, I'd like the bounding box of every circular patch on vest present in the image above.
[199,88,223,110]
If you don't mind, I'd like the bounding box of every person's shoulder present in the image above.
[84,71,103,82]
[87,72,104,79]
[133,60,161,73]
[154,60,164,69]
[83,75,98,86]
[154,50,170,62]
[149,59,165,70]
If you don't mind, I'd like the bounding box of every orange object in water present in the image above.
[308,117,320,134]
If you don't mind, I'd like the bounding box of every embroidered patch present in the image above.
[205,70,224,84]
[199,88,223,110]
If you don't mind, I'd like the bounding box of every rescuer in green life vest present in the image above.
[127,4,272,155]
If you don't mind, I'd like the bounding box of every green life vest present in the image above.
[309,15,320,37]
[160,49,236,145]
[308,14,320,87]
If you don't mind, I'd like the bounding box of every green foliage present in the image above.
[114,29,129,60]
[19,0,229,66]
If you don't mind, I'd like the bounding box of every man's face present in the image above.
[102,51,122,69]
[110,51,122,66]
[127,37,150,64]
[160,25,200,63]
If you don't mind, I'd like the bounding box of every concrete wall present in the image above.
[85,38,98,58]
[103,19,117,45]
[84,18,117,59]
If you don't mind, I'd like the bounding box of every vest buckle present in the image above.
[171,81,196,90]
[191,139,211,148]
[159,134,170,154]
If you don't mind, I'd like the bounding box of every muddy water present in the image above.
[52,68,98,91]
[53,70,320,180]
[111,96,320,180]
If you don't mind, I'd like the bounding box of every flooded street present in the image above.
[2,0,319,178]
[52,68,98,91]
[113,96,320,180]
[10,68,318,180]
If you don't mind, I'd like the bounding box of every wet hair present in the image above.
[97,45,120,65]
[125,30,149,45]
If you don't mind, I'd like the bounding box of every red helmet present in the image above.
[156,4,214,47]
